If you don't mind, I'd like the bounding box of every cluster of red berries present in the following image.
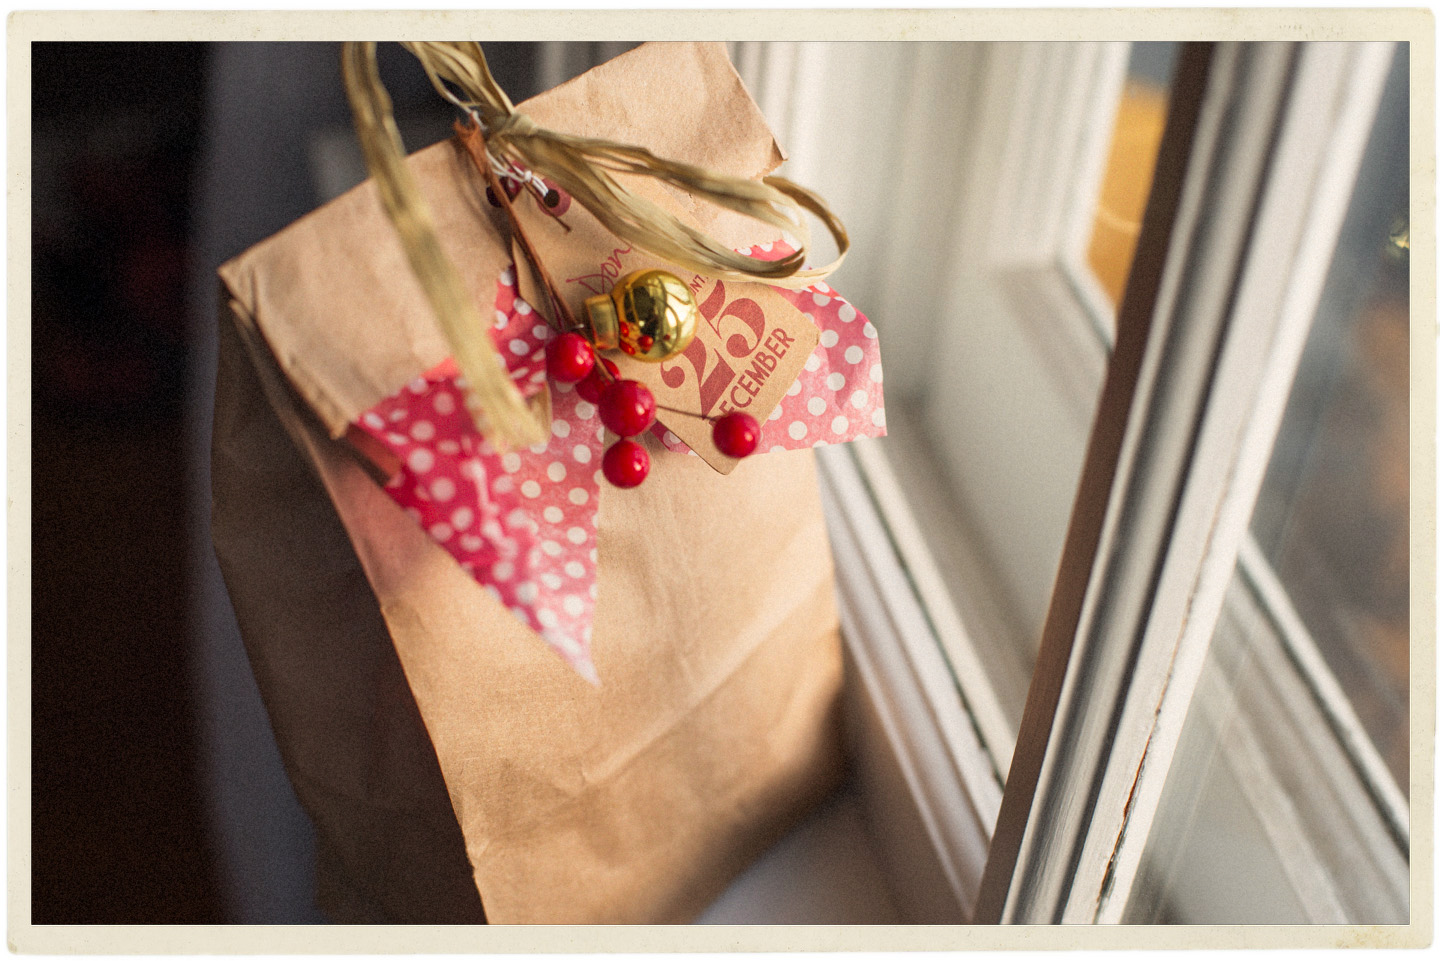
[545,331,761,489]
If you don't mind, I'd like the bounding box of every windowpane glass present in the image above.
[1123,43,1409,924]
[1248,48,1411,791]
[1085,42,1177,308]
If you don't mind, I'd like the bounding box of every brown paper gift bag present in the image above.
[212,42,845,924]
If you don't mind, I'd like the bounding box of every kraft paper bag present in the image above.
[212,42,846,923]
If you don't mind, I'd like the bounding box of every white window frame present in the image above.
[736,38,1411,926]
[974,40,1404,924]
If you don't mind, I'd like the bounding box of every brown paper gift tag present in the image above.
[214,42,845,923]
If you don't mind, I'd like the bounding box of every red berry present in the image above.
[576,358,618,403]
[539,178,571,216]
[602,439,650,488]
[712,411,761,458]
[546,332,595,383]
[599,379,656,436]
[485,176,522,207]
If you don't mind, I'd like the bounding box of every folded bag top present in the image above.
[213,42,845,923]
[220,41,785,441]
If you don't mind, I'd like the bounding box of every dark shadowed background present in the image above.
[29,41,542,923]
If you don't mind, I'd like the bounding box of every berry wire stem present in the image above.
[652,401,714,422]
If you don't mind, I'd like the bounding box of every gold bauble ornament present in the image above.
[583,269,699,362]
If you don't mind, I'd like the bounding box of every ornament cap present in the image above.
[584,293,621,351]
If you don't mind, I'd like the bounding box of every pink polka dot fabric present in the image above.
[355,268,604,683]
[354,248,884,682]
[650,241,886,456]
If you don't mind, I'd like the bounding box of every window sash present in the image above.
[817,442,1004,921]
[974,40,1400,923]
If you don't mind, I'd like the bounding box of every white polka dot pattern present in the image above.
[355,268,602,682]
[649,241,886,455]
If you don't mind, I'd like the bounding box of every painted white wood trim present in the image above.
[818,444,1003,921]
[1087,40,1398,923]
[984,40,1397,923]
[922,264,1105,647]
[851,438,1017,781]
[1190,659,1352,921]
[918,42,1122,647]
[1236,536,1411,850]
[1126,548,1408,922]
[979,43,1128,274]
[1049,40,1306,920]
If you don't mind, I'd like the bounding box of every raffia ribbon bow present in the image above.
[341,41,849,449]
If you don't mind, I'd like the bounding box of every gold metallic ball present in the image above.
[583,269,699,362]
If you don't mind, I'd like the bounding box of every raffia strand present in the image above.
[341,42,547,449]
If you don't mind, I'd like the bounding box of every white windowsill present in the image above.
[698,782,903,924]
